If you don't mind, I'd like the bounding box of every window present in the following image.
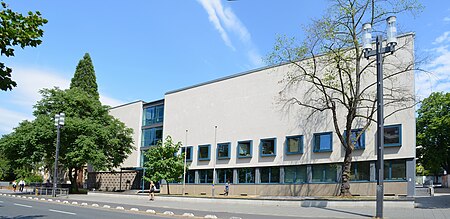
[384,124,402,147]
[181,146,193,161]
[260,138,276,156]
[217,143,230,159]
[199,169,213,184]
[313,132,333,152]
[350,162,370,181]
[237,140,252,158]
[237,168,255,184]
[142,105,164,126]
[198,145,211,161]
[344,129,365,149]
[260,167,280,183]
[312,164,338,182]
[217,169,233,184]
[184,170,195,184]
[284,166,307,184]
[141,127,163,147]
[384,160,406,181]
[286,135,303,154]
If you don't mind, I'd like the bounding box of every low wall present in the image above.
[87,171,141,191]
[162,182,407,196]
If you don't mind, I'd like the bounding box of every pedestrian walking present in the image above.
[12,180,17,192]
[224,180,230,196]
[149,181,155,201]
[19,179,25,192]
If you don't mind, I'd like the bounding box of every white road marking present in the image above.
[14,203,32,208]
[49,209,77,215]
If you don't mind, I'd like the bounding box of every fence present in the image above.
[29,186,69,198]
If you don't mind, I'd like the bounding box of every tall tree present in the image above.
[417,92,450,175]
[0,2,47,91]
[267,0,421,196]
[70,53,100,100]
[144,136,185,195]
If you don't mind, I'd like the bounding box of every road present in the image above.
[0,195,172,219]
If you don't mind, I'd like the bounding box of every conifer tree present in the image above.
[70,53,100,99]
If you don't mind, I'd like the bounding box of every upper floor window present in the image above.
[286,135,303,154]
[313,132,333,152]
[142,105,164,126]
[237,140,252,158]
[198,145,211,161]
[344,129,365,149]
[181,146,193,161]
[260,138,276,156]
[141,127,163,147]
[217,143,230,159]
[384,124,402,147]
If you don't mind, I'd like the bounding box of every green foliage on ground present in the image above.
[144,136,185,195]
[417,92,450,174]
[0,1,47,91]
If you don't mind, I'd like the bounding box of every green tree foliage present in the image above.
[0,2,47,91]
[144,136,185,195]
[266,0,422,196]
[0,87,134,190]
[417,92,450,175]
[70,53,100,100]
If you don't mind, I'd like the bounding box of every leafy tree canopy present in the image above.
[70,53,99,100]
[144,136,185,194]
[0,2,47,91]
[417,92,450,174]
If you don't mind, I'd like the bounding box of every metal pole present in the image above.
[212,126,217,197]
[53,124,60,197]
[375,35,385,219]
[182,129,188,196]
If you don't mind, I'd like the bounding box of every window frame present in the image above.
[313,132,333,152]
[217,142,231,159]
[260,138,277,157]
[259,166,280,184]
[181,146,193,161]
[197,144,211,161]
[343,129,366,150]
[237,140,252,158]
[285,135,304,155]
[384,124,402,147]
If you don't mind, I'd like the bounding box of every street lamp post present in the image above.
[212,126,217,197]
[53,113,65,197]
[182,129,188,196]
[363,16,397,219]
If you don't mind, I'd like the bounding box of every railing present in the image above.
[29,186,69,198]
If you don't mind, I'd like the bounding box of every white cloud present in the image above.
[197,0,262,67]
[0,66,124,135]
[416,32,450,100]
[444,17,450,22]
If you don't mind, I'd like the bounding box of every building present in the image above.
[106,33,415,196]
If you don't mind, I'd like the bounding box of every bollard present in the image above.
[429,186,435,196]
[35,188,39,196]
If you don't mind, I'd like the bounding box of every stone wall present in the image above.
[87,171,142,191]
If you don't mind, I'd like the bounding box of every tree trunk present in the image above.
[73,167,79,193]
[68,167,73,186]
[166,181,170,195]
[340,148,353,196]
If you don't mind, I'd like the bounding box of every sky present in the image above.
[0,0,449,135]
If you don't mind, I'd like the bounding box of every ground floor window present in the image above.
[350,161,370,181]
[284,165,307,183]
[185,170,195,184]
[260,167,280,183]
[199,169,213,184]
[312,164,338,182]
[238,168,255,184]
[384,160,406,180]
[217,169,233,184]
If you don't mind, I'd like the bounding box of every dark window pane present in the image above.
[238,141,251,157]
[391,160,406,180]
[199,170,213,184]
[238,168,255,183]
[198,145,210,160]
[350,162,370,181]
[261,139,275,155]
[218,169,233,184]
[182,147,192,161]
[284,166,307,183]
[218,143,230,158]
[384,125,401,146]
[312,164,337,182]
[185,170,195,184]
[142,105,164,126]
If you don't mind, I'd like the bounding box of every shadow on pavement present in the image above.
[313,207,373,218]
[415,194,450,209]
[0,216,45,219]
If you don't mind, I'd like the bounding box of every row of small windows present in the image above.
[183,160,407,184]
[181,124,402,160]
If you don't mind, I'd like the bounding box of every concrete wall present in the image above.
[109,101,144,168]
[163,182,407,196]
[163,34,415,169]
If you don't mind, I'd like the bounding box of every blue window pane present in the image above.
[141,127,163,147]
[320,134,331,150]
[142,105,164,126]
[217,143,230,159]
[314,132,332,152]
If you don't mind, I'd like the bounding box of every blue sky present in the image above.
[0,0,449,135]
